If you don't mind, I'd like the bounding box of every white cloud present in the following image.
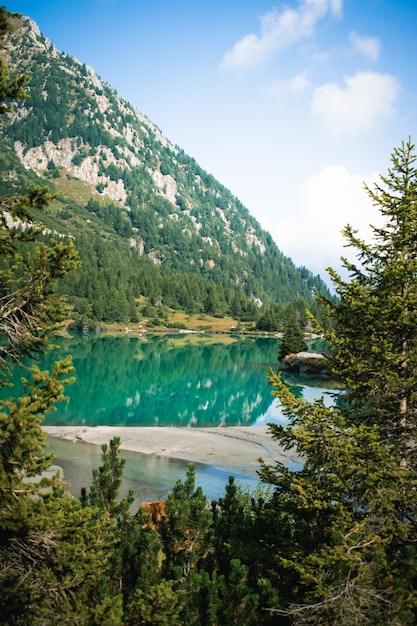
[349,31,380,61]
[311,71,399,134]
[266,71,311,94]
[219,0,343,71]
[266,164,384,278]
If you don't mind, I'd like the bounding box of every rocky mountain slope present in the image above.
[0,14,331,325]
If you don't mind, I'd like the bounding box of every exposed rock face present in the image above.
[280,351,331,376]
[151,170,178,205]
[0,13,333,309]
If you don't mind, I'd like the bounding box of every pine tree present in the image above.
[322,139,417,458]
[0,9,83,622]
[0,5,79,518]
[278,315,307,360]
[212,476,255,576]
[161,464,213,580]
[258,141,417,623]
[217,558,260,625]
[258,372,417,623]
[125,579,185,626]
[86,436,134,516]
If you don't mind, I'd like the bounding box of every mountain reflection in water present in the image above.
[4,333,338,427]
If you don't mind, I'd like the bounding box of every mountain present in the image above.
[0,14,331,327]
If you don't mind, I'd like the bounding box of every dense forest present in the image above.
[2,7,417,624]
[0,12,332,332]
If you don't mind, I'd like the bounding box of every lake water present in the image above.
[6,332,334,427]
[4,333,338,501]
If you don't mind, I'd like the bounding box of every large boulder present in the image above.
[280,351,331,376]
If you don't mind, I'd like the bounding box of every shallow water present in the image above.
[47,436,261,506]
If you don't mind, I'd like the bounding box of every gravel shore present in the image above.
[44,426,300,476]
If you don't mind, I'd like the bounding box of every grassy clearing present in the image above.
[166,312,253,333]
[52,172,94,205]
[96,311,257,336]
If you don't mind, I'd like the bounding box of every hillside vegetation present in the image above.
[0,14,331,332]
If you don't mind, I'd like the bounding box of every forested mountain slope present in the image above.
[0,14,331,325]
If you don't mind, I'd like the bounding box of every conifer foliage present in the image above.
[259,139,417,624]
[0,7,78,516]
[0,7,29,113]
[324,139,417,453]
[278,314,307,361]
[0,7,83,622]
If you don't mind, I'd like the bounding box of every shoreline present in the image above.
[44,425,300,476]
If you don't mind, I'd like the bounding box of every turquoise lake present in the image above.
[4,333,338,501]
[5,332,334,428]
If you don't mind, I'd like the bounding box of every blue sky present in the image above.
[5,1,417,282]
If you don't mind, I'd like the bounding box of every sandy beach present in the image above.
[44,425,300,476]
